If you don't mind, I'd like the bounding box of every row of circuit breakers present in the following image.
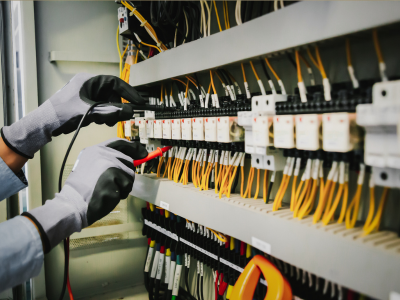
[127,80,400,188]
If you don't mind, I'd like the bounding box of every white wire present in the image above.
[200,0,207,38]
[235,0,242,25]
[174,22,178,48]
[203,0,211,37]
[274,0,278,11]
[183,10,189,45]
[207,0,212,36]
[280,0,284,8]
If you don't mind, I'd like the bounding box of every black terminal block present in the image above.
[276,80,375,115]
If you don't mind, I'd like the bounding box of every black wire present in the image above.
[196,273,200,300]
[57,102,104,300]
[286,53,298,71]
[259,59,272,81]
[266,181,274,204]
[200,276,204,300]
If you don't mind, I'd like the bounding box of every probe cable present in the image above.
[58,102,104,300]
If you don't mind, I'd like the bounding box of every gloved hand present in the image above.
[1,73,145,158]
[22,138,148,252]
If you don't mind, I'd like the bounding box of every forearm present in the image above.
[0,216,44,293]
[0,137,28,174]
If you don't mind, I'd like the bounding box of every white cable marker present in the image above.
[257,79,267,95]
[323,78,332,101]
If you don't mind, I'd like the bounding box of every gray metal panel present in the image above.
[129,1,400,87]
[131,174,400,300]
[49,51,119,63]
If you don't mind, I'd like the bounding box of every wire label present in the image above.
[251,236,271,254]
[160,201,170,210]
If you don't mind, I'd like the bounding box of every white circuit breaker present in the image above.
[273,115,295,149]
[295,114,321,151]
[204,117,217,142]
[192,117,204,141]
[162,119,172,139]
[181,118,192,140]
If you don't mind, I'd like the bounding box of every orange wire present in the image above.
[241,63,247,82]
[172,77,187,86]
[295,50,303,82]
[249,61,260,81]
[186,76,198,87]
[184,79,190,98]
[315,46,327,79]
[306,48,320,71]
[210,70,217,94]
[264,57,280,81]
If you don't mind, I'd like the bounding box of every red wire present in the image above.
[66,237,74,300]
[215,271,219,300]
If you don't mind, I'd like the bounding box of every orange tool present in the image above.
[133,146,172,167]
[230,255,292,300]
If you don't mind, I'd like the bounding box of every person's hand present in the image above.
[22,138,148,252]
[1,74,145,159]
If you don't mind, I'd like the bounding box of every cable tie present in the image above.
[140,20,148,27]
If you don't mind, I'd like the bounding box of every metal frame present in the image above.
[131,174,400,300]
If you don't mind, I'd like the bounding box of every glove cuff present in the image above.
[24,185,88,250]
[1,100,60,158]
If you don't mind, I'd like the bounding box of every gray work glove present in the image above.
[1,73,145,158]
[22,138,148,252]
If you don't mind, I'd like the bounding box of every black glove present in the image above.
[23,138,148,251]
[1,74,145,158]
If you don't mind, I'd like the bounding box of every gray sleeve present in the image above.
[0,157,28,201]
[0,216,44,293]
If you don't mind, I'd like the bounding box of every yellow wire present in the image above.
[298,179,318,220]
[254,169,261,199]
[249,61,260,81]
[213,1,223,32]
[116,27,122,77]
[172,77,187,86]
[363,188,389,235]
[157,157,164,177]
[240,166,245,197]
[313,180,332,224]
[346,38,352,67]
[241,63,247,82]
[186,76,198,88]
[372,29,384,63]
[322,181,337,221]
[337,182,349,224]
[290,176,298,211]
[298,53,311,68]
[322,184,344,225]
[139,41,161,52]
[293,179,310,218]
[295,50,303,83]
[210,70,217,94]
[364,187,375,229]
[306,48,321,71]
[208,228,227,242]
[273,175,288,211]
[226,166,238,198]
[345,185,363,229]
[315,46,327,79]
[264,57,280,81]
[263,170,268,203]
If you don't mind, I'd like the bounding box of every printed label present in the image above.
[160,201,170,210]
[144,247,154,272]
[252,236,272,254]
